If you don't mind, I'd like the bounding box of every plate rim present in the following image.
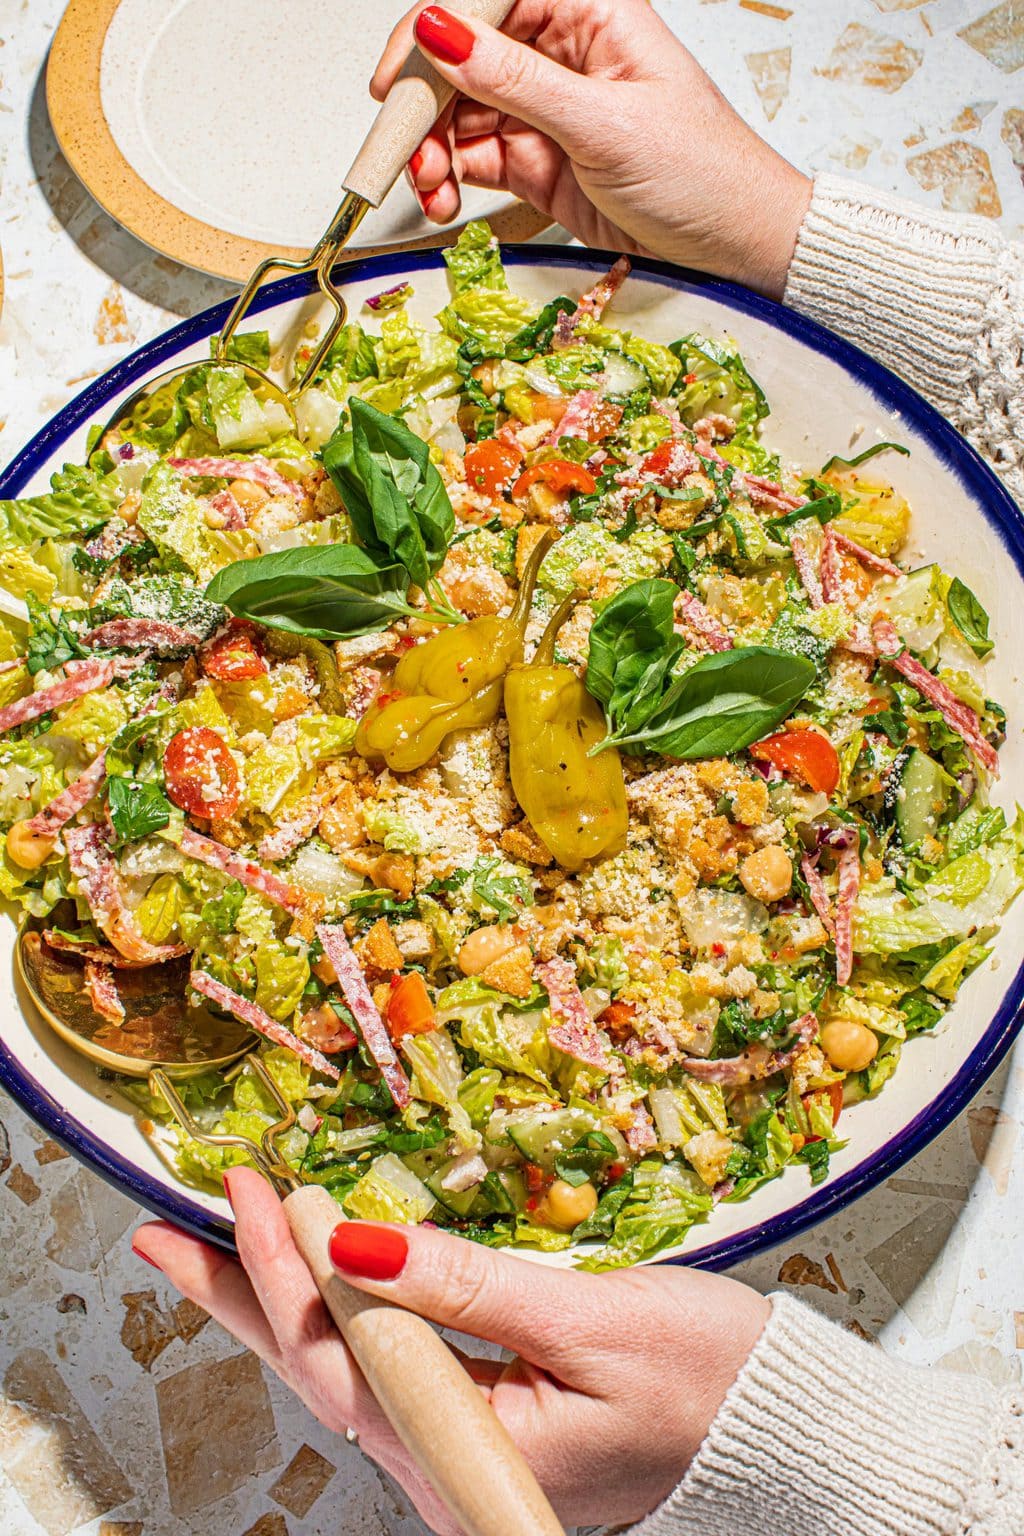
[2,242,1024,1269]
[45,0,552,283]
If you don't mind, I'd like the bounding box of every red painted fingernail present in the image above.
[329,1223,408,1281]
[415,5,475,65]
[132,1240,162,1271]
[409,149,424,178]
[420,186,440,215]
[222,1171,235,1212]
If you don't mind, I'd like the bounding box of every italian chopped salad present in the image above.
[0,225,1019,1267]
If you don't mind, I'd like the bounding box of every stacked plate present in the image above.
[47,0,550,280]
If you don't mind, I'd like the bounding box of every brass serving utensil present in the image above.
[102,0,517,442]
[16,921,563,1536]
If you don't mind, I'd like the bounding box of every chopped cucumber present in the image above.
[874,564,943,651]
[889,747,957,850]
[505,1108,599,1171]
[424,1161,487,1219]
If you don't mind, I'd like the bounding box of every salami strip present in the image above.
[190,970,340,1080]
[682,1012,817,1086]
[83,618,200,653]
[168,457,301,500]
[22,751,108,839]
[741,474,804,513]
[64,824,188,965]
[554,256,630,345]
[790,534,823,610]
[178,827,306,914]
[834,843,860,987]
[800,853,837,939]
[623,1101,657,1153]
[675,591,733,652]
[537,956,611,1070]
[42,930,151,969]
[546,388,600,445]
[85,961,125,1025]
[873,617,998,775]
[0,659,114,736]
[831,529,901,577]
[316,923,412,1108]
[207,490,247,529]
[820,523,842,606]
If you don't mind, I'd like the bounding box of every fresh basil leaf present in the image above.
[603,647,815,758]
[820,440,909,475]
[554,1131,618,1186]
[205,543,413,641]
[572,1170,634,1240]
[107,775,172,845]
[586,579,678,705]
[504,297,576,360]
[328,398,453,590]
[25,595,88,676]
[946,576,993,658]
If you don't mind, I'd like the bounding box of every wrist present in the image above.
[736,164,813,300]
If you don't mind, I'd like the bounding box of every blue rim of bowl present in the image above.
[2,243,1023,1270]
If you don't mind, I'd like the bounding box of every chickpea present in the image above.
[739,844,793,903]
[470,360,499,398]
[228,478,271,512]
[117,489,141,526]
[821,1019,879,1074]
[540,1178,599,1231]
[6,821,57,871]
[457,923,521,977]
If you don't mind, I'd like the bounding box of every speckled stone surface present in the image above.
[2,2,1024,1532]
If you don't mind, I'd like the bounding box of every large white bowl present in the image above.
[2,247,1022,1270]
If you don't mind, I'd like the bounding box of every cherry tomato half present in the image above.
[750,728,841,796]
[385,971,436,1040]
[163,726,241,819]
[638,438,692,486]
[512,459,598,501]
[579,400,623,443]
[802,1081,844,1141]
[202,625,267,682]
[463,440,524,500]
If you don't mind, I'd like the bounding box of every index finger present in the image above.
[370,0,537,100]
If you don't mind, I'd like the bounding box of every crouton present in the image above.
[359,918,404,978]
[500,822,554,867]
[481,942,534,999]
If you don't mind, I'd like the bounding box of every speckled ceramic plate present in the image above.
[46,0,551,281]
[2,246,1023,1270]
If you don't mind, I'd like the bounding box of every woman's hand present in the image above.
[134,1168,769,1533]
[374,0,811,300]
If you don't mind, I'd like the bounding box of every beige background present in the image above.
[2,1,1024,1533]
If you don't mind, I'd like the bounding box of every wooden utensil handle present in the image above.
[284,1185,564,1536]
[343,0,515,207]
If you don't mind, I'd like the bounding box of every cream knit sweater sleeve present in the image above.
[783,172,1024,508]
[628,1293,1024,1536]
[624,176,1024,1536]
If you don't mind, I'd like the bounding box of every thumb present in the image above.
[411,5,601,160]
[329,1220,611,1386]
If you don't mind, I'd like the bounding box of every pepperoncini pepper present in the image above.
[355,530,555,772]
[504,595,628,871]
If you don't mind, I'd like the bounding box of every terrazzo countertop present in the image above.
[2,2,1024,1533]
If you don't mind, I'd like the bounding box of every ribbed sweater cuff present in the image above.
[629,1292,996,1536]
[784,172,1003,421]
